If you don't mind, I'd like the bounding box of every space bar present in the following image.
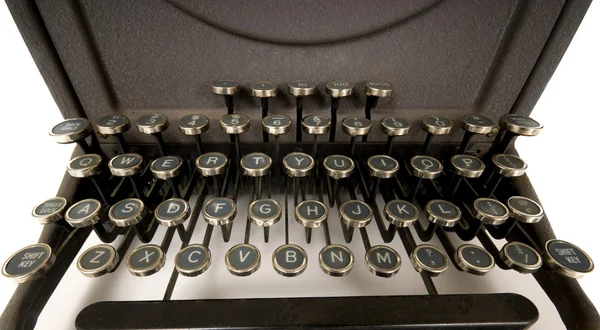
[76,293,538,329]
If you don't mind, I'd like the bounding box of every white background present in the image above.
[0,1,599,329]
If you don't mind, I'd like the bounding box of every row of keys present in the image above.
[50,111,543,162]
[5,146,593,282]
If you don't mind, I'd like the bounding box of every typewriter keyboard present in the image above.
[1,80,595,329]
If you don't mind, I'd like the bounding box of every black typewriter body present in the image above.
[2,0,598,329]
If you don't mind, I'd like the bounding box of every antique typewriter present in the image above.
[2,0,598,329]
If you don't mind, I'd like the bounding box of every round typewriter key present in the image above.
[544,239,594,279]
[458,114,494,154]
[365,81,393,98]
[220,113,250,160]
[473,198,509,225]
[67,154,102,178]
[341,117,372,137]
[365,245,401,278]
[493,114,543,153]
[211,80,238,115]
[262,114,292,136]
[448,155,485,199]
[450,155,485,178]
[219,113,250,134]
[425,200,461,227]
[32,197,68,224]
[175,244,211,277]
[319,244,354,277]
[381,117,410,136]
[67,154,111,205]
[109,153,145,200]
[326,81,353,142]
[273,244,308,277]
[507,196,544,223]
[179,114,210,154]
[455,244,495,275]
[500,242,542,274]
[295,200,328,228]
[367,155,399,201]
[302,116,332,159]
[364,81,392,121]
[250,81,278,98]
[381,116,410,155]
[150,156,183,180]
[109,198,146,227]
[367,155,399,179]
[127,244,165,277]
[461,114,494,134]
[136,113,169,134]
[77,244,119,278]
[2,243,55,283]
[288,81,316,97]
[492,154,527,177]
[95,114,130,153]
[137,114,169,155]
[65,198,103,228]
[96,114,130,135]
[202,197,236,226]
[50,118,92,144]
[289,83,317,143]
[323,155,354,179]
[196,152,228,177]
[108,153,144,176]
[384,200,419,228]
[487,154,527,197]
[179,114,209,135]
[302,115,331,135]
[410,244,449,277]
[226,243,261,276]
[248,198,281,227]
[155,198,190,227]
[421,115,453,135]
[251,82,278,141]
[326,81,353,98]
[339,200,373,228]
[500,114,543,136]
[420,115,452,154]
[211,80,239,95]
[410,155,443,179]
[283,152,314,178]
[241,152,272,177]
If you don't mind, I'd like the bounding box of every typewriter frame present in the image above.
[3,0,599,329]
